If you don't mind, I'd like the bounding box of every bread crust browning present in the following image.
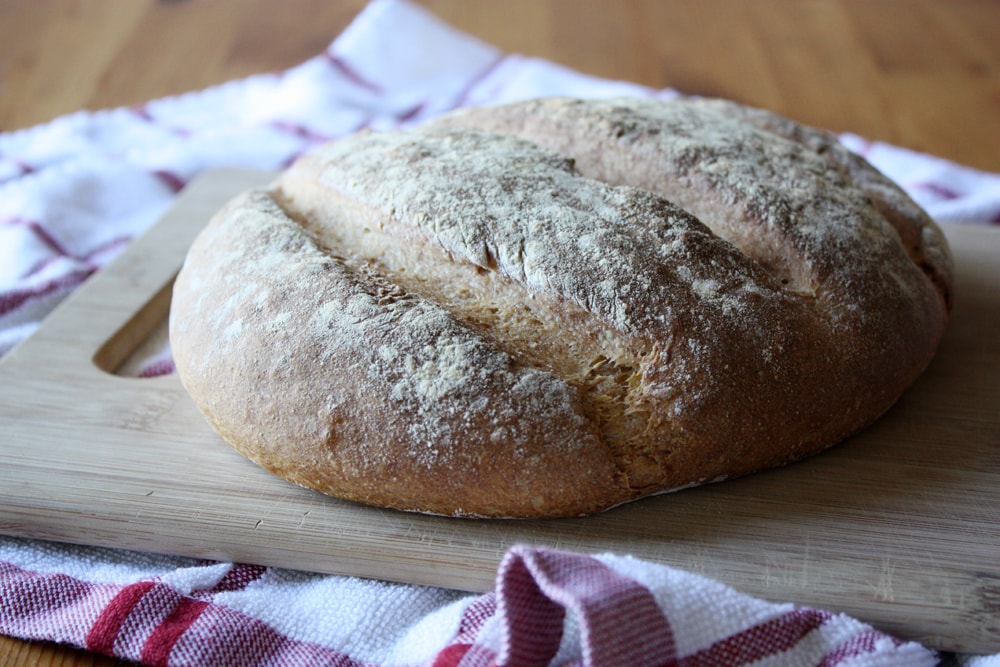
[169,97,952,518]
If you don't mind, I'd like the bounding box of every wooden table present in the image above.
[1,1,998,664]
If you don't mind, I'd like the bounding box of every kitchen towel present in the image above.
[0,538,940,666]
[2,0,999,665]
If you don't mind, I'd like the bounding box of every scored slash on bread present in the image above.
[169,97,952,518]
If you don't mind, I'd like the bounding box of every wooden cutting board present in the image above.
[1,169,998,653]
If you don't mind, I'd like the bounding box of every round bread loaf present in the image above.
[169,96,953,518]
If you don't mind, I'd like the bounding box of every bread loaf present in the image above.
[169,96,952,518]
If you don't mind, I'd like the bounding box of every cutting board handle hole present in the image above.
[93,276,177,378]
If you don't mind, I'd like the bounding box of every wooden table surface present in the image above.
[1,1,998,664]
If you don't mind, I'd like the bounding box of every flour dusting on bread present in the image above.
[170,96,952,518]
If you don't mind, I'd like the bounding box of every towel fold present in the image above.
[0,538,939,666]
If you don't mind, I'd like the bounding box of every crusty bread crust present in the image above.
[169,97,952,518]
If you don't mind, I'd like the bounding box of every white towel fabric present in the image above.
[0,537,943,666]
[2,1,999,665]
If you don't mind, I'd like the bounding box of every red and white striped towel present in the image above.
[2,1,999,665]
[0,539,939,666]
